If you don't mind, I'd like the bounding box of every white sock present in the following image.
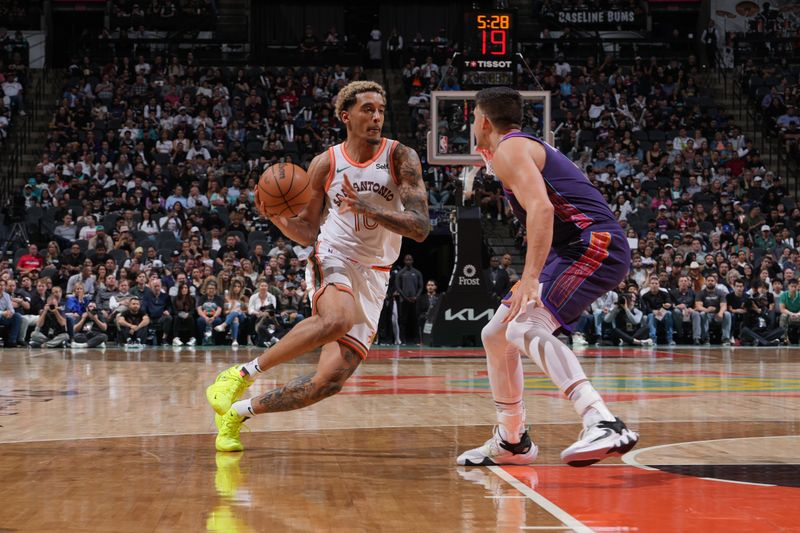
[496,401,526,444]
[240,358,263,380]
[568,381,615,425]
[232,398,255,417]
[481,304,526,444]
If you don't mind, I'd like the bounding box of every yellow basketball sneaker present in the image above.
[206,365,253,415]
[215,408,247,452]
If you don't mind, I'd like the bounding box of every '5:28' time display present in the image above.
[464,11,514,58]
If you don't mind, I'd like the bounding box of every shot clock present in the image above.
[461,10,516,88]
[465,11,513,57]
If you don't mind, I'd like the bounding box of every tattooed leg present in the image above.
[250,342,362,414]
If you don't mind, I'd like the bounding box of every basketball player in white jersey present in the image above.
[207,81,430,452]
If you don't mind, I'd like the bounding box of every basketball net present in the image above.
[461,148,494,204]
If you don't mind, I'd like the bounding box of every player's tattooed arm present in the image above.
[255,347,361,412]
[340,143,431,242]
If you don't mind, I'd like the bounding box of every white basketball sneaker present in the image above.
[560,417,638,467]
[457,428,538,466]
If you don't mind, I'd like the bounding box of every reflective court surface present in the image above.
[1,345,799,532]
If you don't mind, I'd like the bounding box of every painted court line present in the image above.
[519,527,574,530]
[699,477,775,487]
[622,434,795,486]
[487,465,593,533]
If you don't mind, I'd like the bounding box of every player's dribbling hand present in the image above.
[255,194,289,228]
[503,276,541,323]
[270,214,290,231]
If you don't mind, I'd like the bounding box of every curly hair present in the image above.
[334,80,386,120]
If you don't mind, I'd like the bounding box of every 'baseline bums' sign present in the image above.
[555,9,642,29]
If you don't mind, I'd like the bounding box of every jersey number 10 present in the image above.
[353,212,378,231]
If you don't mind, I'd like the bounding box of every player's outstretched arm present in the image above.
[265,151,329,246]
[340,143,431,242]
[492,138,554,321]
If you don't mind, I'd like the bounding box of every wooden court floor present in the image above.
[1,344,799,532]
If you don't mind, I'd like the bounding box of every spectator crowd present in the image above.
[391,23,800,347]
[2,50,374,348]
[3,20,800,349]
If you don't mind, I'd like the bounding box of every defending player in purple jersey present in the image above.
[497,131,631,332]
[456,87,638,468]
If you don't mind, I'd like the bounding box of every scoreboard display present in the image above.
[461,10,516,87]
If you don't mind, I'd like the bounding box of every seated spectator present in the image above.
[16,244,43,276]
[2,72,24,115]
[67,260,96,298]
[142,277,173,345]
[130,272,149,298]
[214,277,246,347]
[65,282,91,326]
[670,276,697,342]
[88,226,114,251]
[249,279,277,346]
[779,278,800,344]
[116,296,149,346]
[606,293,652,346]
[741,292,785,346]
[53,213,80,244]
[29,295,69,348]
[196,280,224,344]
[693,274,732,345]
[590,291,617,344]
[8,278,35,345]
[642,275,675,346]
[137,208,160,235]
[0,279,23,347]
[61,243,85,278]
[171,282,197,346]
[95,274,119,320]
[71,301,109,348]
[726,279,749,340]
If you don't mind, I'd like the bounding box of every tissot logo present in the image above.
[444,308,495,321]
[464,60,512,69]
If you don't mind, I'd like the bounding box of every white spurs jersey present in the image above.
[317,138,403,266]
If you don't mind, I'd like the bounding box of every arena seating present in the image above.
[7,53,367,347]
[4,17,800,348]
[394,24,800,345]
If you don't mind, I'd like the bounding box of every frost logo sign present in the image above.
[458,264,481,286]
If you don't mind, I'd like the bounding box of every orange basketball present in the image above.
[255,163,313,218]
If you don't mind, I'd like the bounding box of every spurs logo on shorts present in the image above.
[307,138,403,359]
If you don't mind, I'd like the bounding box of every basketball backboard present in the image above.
[426,90,552,166]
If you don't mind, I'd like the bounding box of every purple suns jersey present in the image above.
[497,132,619,245]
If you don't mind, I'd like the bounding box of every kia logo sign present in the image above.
[444,308,495,321]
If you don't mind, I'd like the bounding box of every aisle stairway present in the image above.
[16,70,62,187]
[481,216,525,277]
[382,68,414,147]
[214,0,249,41]
[0,69,62,201]
[709,73,782,174]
